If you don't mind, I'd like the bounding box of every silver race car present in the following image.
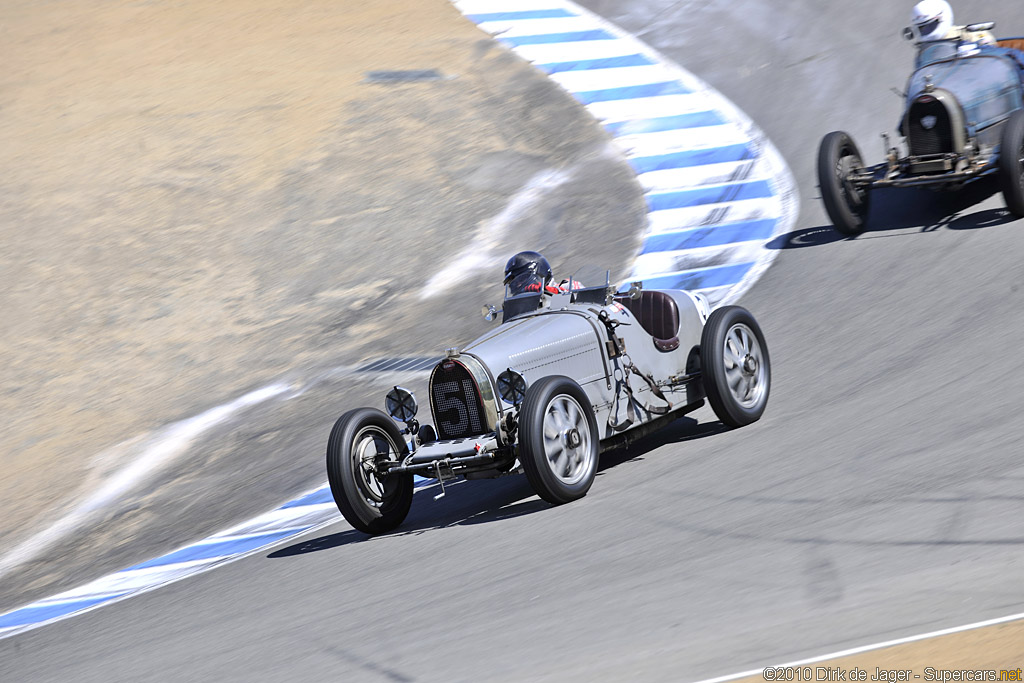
[326,254,771,534]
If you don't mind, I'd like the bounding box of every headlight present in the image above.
[496,369,527,406]
[385,386,418,422]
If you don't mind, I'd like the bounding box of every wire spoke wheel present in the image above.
[327,408,414,535]
[839,153,868,208]
[818,130,871,235]
[351,427,398,507]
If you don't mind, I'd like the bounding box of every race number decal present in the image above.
[433,380,483,436]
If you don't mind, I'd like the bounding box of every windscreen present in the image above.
[915,40,958,68]
[501,291,542,322]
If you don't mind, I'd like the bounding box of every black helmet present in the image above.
[503,251,553,295]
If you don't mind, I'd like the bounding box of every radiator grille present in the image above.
[429,360,487,440]
[907,97,954,157]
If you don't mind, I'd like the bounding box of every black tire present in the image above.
[701,306,771,428]
[999,109,1024,217]
[518,376,599,505]
[817,131,871,235]
[326,407,414,535]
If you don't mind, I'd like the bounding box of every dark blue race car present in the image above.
[818,25,1024,235]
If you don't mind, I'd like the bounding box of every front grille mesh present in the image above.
[429,360,487,440]
[907,98,953,156]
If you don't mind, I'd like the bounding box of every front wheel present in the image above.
[518,376,599,505]
[326,407,414,535]
[999,109,1024,217]
[701,306,771,428]
[817,131,871,235]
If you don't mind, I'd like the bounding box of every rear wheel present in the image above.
[999,109,1024,217]
[701,306,770,428]
[518,376,599,505]
[326,407,414,535]
[817,131,871,235]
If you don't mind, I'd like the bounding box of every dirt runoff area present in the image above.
[0,0,644,607]
[735,619,1024,683]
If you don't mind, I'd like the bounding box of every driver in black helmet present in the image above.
[503,251,583,296]
[503,251,558,296]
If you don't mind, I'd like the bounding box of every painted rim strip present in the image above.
[0,0,799,639]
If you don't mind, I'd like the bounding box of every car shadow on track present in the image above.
[267,417,730,557]
[770,176,1018,248]
[596,416,729,472]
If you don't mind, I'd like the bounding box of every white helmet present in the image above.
[911,0,953,41]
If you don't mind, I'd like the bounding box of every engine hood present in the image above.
[460,310,608,390]
[905,53,1023,131]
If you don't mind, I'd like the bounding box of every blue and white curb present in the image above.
[0,0,798,640]
[455,0,798,307]
[0,481,438,639]
[0,484,331,638]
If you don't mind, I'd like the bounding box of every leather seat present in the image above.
[615,290,680,352]
[996,38,1024,51]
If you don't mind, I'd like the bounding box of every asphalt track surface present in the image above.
[4,1,1024,681]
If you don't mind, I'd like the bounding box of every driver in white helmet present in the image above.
[910,0,995,45]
